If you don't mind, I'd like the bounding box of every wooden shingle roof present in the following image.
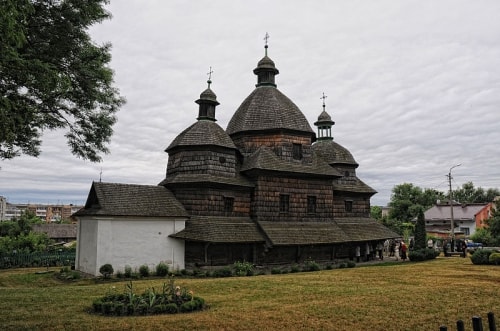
[166,120,236,152]
[226,86,314,136]
[312,140,358,167]
[334,218,400,242]
[170,216,264,243]
[240,146,341,178]
[257,221,349,245]
[159,173,254,188]
[333,177,377,195]
[73,182,188,218]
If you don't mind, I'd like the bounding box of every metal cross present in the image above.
[264,32,270,46]
[321,92,328,109]
[207,66,213,87]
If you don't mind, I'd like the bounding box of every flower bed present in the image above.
[91,278,206,316]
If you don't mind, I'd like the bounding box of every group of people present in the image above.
[353,239,408,262]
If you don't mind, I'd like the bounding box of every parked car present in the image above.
[466,241,483,253]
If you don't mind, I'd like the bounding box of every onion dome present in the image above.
[196,73,219,121]
[166,75,236,152]
[312,100,358,167]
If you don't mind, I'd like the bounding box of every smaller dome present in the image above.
[256,55,277,70]
[196,86,219,105]
[317,110,333,123]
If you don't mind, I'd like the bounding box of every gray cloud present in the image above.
[2,0,499,206]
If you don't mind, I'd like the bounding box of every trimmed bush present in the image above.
[409,248,439,262]
[99,264,114,278]
[213,267,232,277]
[156,262,169,277]
[471,249,493,265]
[303,260,320,272]
[347,261,356,268]
[489,252,500,265]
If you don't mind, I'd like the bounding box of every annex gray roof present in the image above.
[240,146,341,178]
[32,224,77,240]
[170,216,264,243]
[166,120,236,152]
[226,86,314,136]
[312,139,358,167]
[73,182,187,218]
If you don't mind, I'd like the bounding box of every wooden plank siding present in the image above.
[251,176,334,221]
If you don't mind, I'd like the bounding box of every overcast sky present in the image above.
[2,0,500,207]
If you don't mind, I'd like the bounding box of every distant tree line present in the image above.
[371,182,500,244]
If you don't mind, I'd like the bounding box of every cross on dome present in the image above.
[321,92,328,110]
[207,66,214,88]
[264,32,269,55]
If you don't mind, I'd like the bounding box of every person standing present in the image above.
[394,241,400,261]
[401,241,408,261]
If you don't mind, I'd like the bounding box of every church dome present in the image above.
[312,139,358,167]
[227,46,313,137]
[227,87,314,136]
[166,120,236,152]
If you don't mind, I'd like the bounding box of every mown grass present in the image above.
[0,258,498,331]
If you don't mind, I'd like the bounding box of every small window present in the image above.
[292,143,302,160]
[307,196,317,214]
[344,171,350,177]
[345,200,353,212]
[219,156,226,164]
[279,194,290,213]
[224,197,234,214]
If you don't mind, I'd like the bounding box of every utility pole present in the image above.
[447,164,461,252]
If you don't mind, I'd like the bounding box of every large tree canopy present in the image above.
[0,0,124,162]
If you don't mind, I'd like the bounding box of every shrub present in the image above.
[471,249,493,265]
[347,261,356,268]
[115,270,124,278]
[213,267,232,277]
[338,262,347,269]
[139,264,150,277]
[233,261,254,276]
[290,264,300,273]
[409,248,439,262]
[303,259,320,272]
[164,303,179,314]
[271,268,281,274]
[99,264,114,278]
[156,262,169,277]
[489,252,500,265]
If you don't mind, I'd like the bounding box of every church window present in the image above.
[292,143,302,160]
[344,171,350,177]
[224,197,234,214]
[219,156,226,164]
[345,200,353,212]
[307,196,317,214]
[279,194,290,213]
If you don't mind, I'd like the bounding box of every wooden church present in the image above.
[74,42,397,275]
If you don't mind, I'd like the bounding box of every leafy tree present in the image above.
[414,208,427,250]
[0,0,124,161]
[452,182,500,204]
[485,200,500,246]
[388,183,445,223]
[370,206,382,220]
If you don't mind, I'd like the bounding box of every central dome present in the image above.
[227,87,314,136]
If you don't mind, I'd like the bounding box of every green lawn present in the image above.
[0,258,498,331]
